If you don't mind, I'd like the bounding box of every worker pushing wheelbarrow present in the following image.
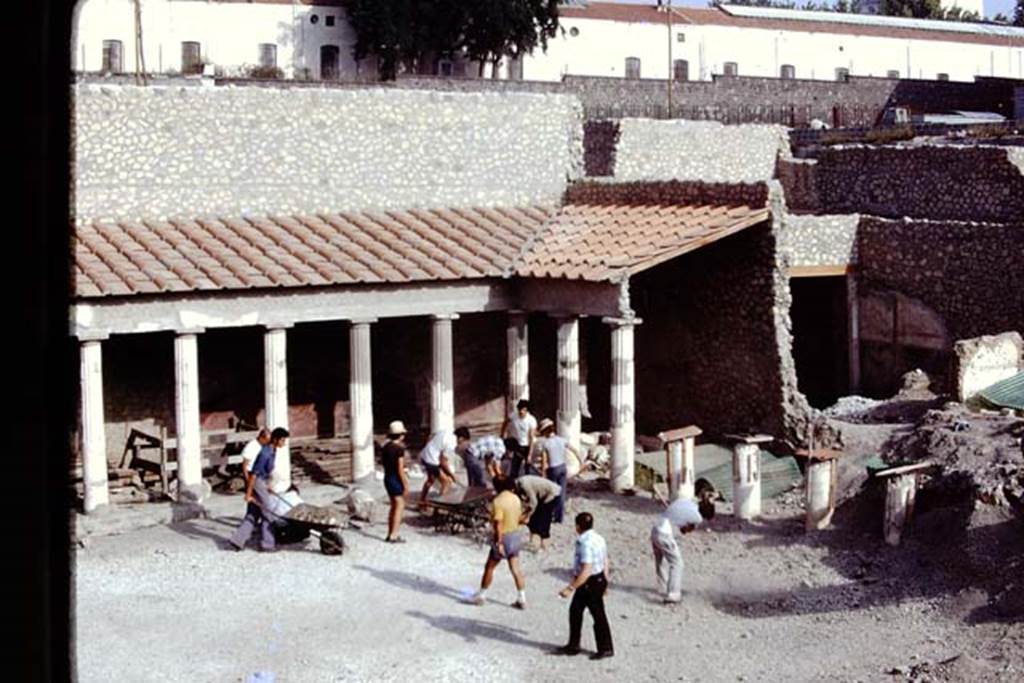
[246,485,348,556]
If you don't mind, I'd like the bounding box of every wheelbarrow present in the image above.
[252,489,348,556]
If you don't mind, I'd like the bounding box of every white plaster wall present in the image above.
[73,0,366,79]
[74,2,1024,82]
[523,15,1024,82]
[956,333,1024,401]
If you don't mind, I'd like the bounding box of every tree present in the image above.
[879,0,944,19]
[1015,0,1023,26]
[348,0,560,81]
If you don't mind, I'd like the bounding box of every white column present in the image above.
[806,457,837,532]
[174,329,205,501]
[605,316,640,494]
[79,335,109,513]
[666,441,683,500]
[349,318,376,481]
[506,311,529,414]
[555,315,582,455]
[660,425,702,501]
[264,324,291,492]
[682,435,696,500]
[884,474,917,546]
[847,271,861,395]
[728,434,772,520]
[431,314,458,435]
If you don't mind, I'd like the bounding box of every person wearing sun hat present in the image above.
[381,420,411,543]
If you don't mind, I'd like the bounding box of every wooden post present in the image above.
[798,448,842,531]
[876,462,933,546]
[659,425,703,501]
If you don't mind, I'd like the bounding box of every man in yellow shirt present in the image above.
[468,475,528,609]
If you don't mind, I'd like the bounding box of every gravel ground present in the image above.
[74,472,1022,683]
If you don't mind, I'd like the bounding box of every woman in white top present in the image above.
[537,417,579,524]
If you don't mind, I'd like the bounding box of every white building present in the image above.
[526,3,1024,82]
[72,0,371,80]
[72,1,1024,83]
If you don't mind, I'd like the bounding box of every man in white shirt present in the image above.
[556,512,614,660]
[651,497,704,604]
[501,400,537,478]
[240,428,270,487]
[418,429,457,507]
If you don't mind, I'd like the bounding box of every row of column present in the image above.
[79,310,642,512]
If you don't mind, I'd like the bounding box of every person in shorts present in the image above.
[418,428,456,507]
[468,475,528,609]
[381,420,410,543]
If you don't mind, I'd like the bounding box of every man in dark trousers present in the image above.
[555,512,614,659]
[228,427,290,552]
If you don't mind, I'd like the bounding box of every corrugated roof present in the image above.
[73,206,554,298]
[978,371,1024,410]
[560,3,1024,47]
[515,201,770,282]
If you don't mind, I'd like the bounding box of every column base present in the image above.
[176,480,212,504]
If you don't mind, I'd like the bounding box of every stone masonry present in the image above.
[73,84,583,222]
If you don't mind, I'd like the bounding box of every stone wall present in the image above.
[565,180,768,208]
[73,84,583,222]
[856,217,1024,344]
[610,120,787,183]
[781,146,1024,223]
[629,221,790,439]
[952,332,1024,402]
[779,214,860,268]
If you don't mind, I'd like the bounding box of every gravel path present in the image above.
[74,478,1022,682]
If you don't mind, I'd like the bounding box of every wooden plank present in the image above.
[788,264,853,278]
[875,461,936,478]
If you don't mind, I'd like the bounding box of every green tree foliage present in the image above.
[347,0,559,81]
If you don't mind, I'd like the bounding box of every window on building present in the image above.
[835,67,850,82]
[887,69,900,79]
[936,73,949,81]
[102,40,123,74]
[310,14,319,25]
[326,15,335,27]
[723,61,738,76]
[258,44,277,69]
[780,64,795,79]
[570,27,580,37]
[508,55,524,81]
[320,45,339,80]
[673,59,688,82]
[625,57,641,80]
[437,58,454,77]
[676,32,685,43]
[181,41,202,75]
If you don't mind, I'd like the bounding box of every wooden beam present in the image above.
[787,264,854,278]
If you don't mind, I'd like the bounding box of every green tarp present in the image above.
[978,371,1024,411]
[634,444,803,502]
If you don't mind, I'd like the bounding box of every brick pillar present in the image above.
[349,318,376,481]
[174,329,205,501]
[264,324,291,491]
[79,335,109,512]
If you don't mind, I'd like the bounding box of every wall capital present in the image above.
[602,316,643,327]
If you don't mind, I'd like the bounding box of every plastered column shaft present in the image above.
[847,272,861,394]
[682,437,696,500]
[431,315,456,435]
[608,319,637,493]
[264,326,290,491]
[556,316,582,455]
[80,339,109,512]
[884,474,917,546]
[732,443,762,519]
[349,320,375,481]
[506,312,529,413]
[174,332,203,496]
[666,441,683,500]
[805,459,836,531]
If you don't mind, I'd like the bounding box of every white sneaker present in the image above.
[512,599,526,610]
[468,593,486,606]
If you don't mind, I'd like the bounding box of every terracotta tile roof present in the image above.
[561,4,1024,48]
[73,205,555,299]
[515,201,770,282]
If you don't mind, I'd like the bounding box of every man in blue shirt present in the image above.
[228,427,290,552]
[555,511,614,659]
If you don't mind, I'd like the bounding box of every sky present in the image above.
[591,0,1018,22]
